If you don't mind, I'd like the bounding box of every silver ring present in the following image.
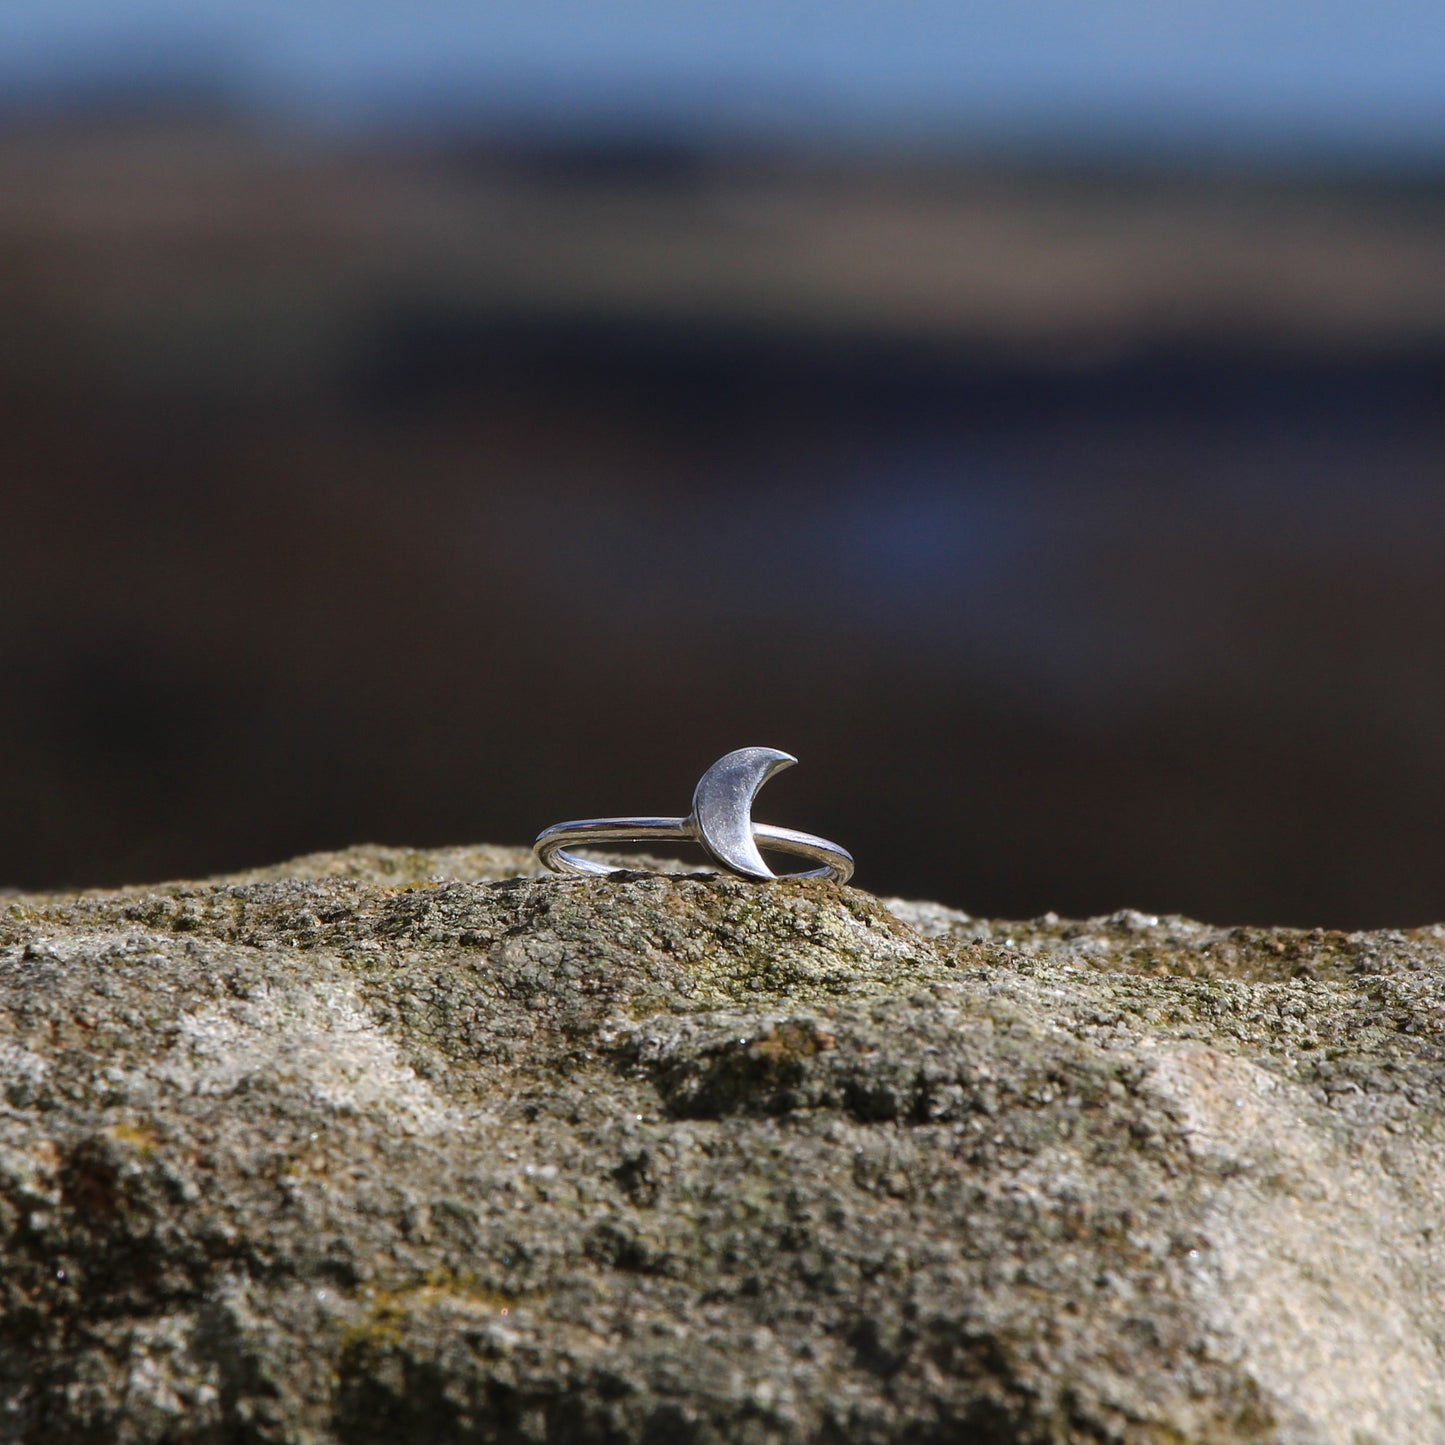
[534,747,854,884]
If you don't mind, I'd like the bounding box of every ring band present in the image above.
[534,748,854,884]
[534,817,853,882]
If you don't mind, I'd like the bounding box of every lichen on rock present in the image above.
[2,846,1445,1442]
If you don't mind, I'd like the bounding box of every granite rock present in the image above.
[3,846,1445,1443]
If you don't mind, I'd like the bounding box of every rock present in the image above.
[3,846,1445,1443]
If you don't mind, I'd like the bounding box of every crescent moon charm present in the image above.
[689,747,796,879]
[533,747,854,884]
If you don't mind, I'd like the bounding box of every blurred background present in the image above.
[2,3,1444,925]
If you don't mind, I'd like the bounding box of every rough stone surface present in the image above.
[4,847,1445,1443]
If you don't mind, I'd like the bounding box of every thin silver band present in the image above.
[534,816,854,883]
[533,747,855,884]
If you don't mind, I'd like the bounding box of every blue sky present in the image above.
[2,1,1444,160]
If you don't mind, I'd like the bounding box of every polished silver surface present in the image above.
[691,746,796,878]
[534,747,854,883]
